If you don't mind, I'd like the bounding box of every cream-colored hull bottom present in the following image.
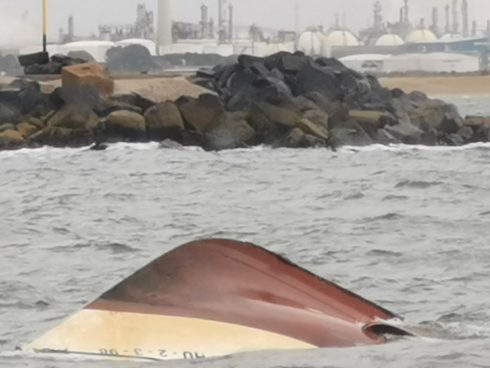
[28,309,315,361]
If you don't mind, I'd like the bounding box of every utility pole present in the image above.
[42,0,48,53]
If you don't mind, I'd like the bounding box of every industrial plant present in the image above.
[2,0,490,74]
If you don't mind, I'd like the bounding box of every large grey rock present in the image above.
[179,94,224,133]
[302,109,329,129]
[247,108,289,146]
[264,52,307,73]
[464,116,490,129]
[0,129,24,149]
[28,127,94,147]
[384,121,424,145]
[410,100,463,134]
[47,103,99,130]
[254,101,300,128]
[296,118,328,140]
[103,110,146,141]
[145,101,185,140]
[375,129,401,145]
[0,79,46,115]
[0,123,15,132]
[0,103,21,124]
[284,128,305,148]
[295,61,341,100]
[16,122,39,138]
[206,112,256,150]
[329,120,374,147]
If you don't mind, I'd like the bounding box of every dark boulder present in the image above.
[16,122,40,138]
[0,79,46,116]
[50,85,103,111]
[302,109,329,130]
[384,121,424,145]
[247,108,289,146]
[0,102,21,124]
[102,110,147,142]
[410,100,463,134]
[264,52,306,74]
[237,54,264,69]
[375,129,401,145]
[28,127,95,148]
[329,120,374,147]
[145,101,185,141]
[18,52,49,67]
[254,100,300,128]
[206,112,256,150]
[106,45,154,73]
[179,94,224,133]
[297,118,329,140]
[0,123,15,132]
[110,93,156,114]
[47,103,99,131]
[295,61,341,100]
[0,129,24,149]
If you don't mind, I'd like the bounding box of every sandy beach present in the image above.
[380,74,490,96]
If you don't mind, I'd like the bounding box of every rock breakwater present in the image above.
[0,52,489,151]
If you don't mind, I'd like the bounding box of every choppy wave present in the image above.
[1,102,490,367]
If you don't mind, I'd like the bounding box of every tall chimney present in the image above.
[445,4,450,33]
[472,20,477,37]
[462,0,469,37]
[218,0,226,43]
[68,15,74,41]
[404,0,409,24]
[201,4,209,39]
[374,1,382,32]
[452,0,459,34]
[431,7,439,35]
[157,0,172,52]
[228,4,233,42]
[400,7,404,24]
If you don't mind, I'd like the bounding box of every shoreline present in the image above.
[379,75,490,96]
[3,73,490,97]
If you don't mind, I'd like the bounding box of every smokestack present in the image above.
[68,15,74,41]
[445,4,450,33]
[399,7,404,24]
[294,3,300,36]
[472,20,477,37]
[228,4,233,42]
[157,0,172,53]
[218,0,226,43]
[462,0,469,37]
[452,0,459,34]
[201,4,208,39]
[404,0,409,24]
[374,1,382,32]
[431,7,439,35]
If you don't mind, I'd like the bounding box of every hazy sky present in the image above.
[1,0,489,47]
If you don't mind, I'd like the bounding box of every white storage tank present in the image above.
[405,29,437,43]
[297,29,324,56]
[440,33,463,41]
[322,30,360,57]
[375,34,404,47]
[57,41,116,63]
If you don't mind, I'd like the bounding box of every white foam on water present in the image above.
[338,142,490,153]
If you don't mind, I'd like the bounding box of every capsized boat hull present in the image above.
[28,239,411,361]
